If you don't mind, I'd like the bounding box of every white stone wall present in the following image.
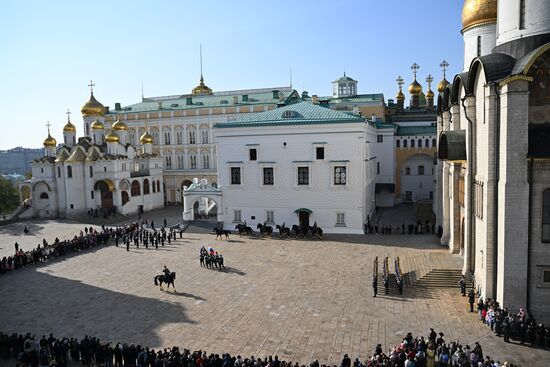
[462,23,497,71]
[497,0,550,46]
[215,123,369,234]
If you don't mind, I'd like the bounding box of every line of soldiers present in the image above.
[112,224,183,252]
[372,256,404,297]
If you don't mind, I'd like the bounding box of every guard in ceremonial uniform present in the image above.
[372,275,378,297]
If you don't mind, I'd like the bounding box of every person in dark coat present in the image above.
[468,289,475,312]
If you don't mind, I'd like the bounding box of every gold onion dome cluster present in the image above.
[81,93,105,116]
[91,118,104,130]
[396,90,405,101]
[105,131,120,143]
[462,0,497,31]
[438,78,450,93]
[426,88,435,99]
[111,119,128,131]
[408,79,422,95]
[63,119,76,132]
[43,132,57,147]
[140,131,154,144]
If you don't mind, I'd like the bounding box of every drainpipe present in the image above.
[492,82,500,300]
[461,96,475,276]
[527,157,533,311]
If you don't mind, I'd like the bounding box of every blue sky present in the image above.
[0,0,464,149]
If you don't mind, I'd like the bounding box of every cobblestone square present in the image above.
[1,221,549,366]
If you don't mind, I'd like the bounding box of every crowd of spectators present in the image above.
[0,327,523,367]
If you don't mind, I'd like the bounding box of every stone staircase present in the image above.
[412,268,473,289]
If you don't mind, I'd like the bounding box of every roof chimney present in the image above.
[272,90,279,99]
[312,95,319,104]
[186,97,193,105]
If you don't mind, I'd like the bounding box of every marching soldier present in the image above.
[372,274,378,297]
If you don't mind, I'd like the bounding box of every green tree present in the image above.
[0,177,20,214]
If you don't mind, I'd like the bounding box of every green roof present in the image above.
[215,101,364,128]
[107,87,296,114]
[396,125,436,136]
[322,93,385,105]
[333,74,356,83]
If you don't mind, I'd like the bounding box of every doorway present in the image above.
[298,211,310,227]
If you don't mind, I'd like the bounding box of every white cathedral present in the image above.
[22,91,164,219]
[436,0,550,323]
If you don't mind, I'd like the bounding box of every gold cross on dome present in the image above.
[66,109,71,121]
[88,80,95,93]
[411,63,420,78]
[426,75,434,89]
[396,76,404,90]
[440,60,449,78]
[46,121,51,134]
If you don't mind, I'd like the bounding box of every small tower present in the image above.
[332,72,358,98]
[408,63,422,109]
[425,75,435,111]
[43,122,57,157]
[111,117,128,145]
[396,76,405,111]
[140,125,154,154]
[63,109,76,147]
[91,118,105,145]
[81,80,105,138]
[437,60,450,94]
[105,130,120,154]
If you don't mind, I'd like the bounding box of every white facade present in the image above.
[497,0,550,46]
[462,23,497,71]
[214,103,376,234]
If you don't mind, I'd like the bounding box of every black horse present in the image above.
[256,223,273,237]
[235,223,254,236]
[276,224,290,238]
[154,272,176,292]
[291,224,308,238]
[212,228,231,240]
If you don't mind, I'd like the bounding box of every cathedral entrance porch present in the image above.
[94,180,114,210]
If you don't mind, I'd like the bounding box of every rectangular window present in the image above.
[519,0,526,29]
[336,212,346,226]
[266,210,274,223]
[477,35,482,57]
[234,210,242,222]
[542,189,550,242]
[201,130,209,144]
[190,155,197,169]
[297,167,309,185]
[411,139,415,148]
[377,162,380,175]
[377,135,383,143]
[316,147,325,160]
[249,148,257,161]
[405,191,412,201]
[67,166,72,178]
[57,167,61,177]
[334,166,346,185]
[474,180,484,219]
[231,167,241,185]
[544,270,550,283]
[263,167,274,185]
[202,155,210,169]
[91,191,94,199]
[189,131,196,144]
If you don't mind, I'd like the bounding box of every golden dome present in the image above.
[462,0,497,31]
[105,131,120,143]
[408,79,422,95]
[192,75,213,95]
[91,118,104,130]
[140,131,154,144]
[396,90,405,101]
[426,89,435,99]
[43,132,57,147]
[437,78,450,93]
[111,119,128,131]
[81,93,105,116]
[63,120,76,132]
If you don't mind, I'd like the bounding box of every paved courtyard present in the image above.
[1,222,549,366]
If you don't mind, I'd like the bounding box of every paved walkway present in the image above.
[1,228,548,366]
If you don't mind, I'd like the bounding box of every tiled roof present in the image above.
[321,93,384,104]
[396,125,436,136]
[107,87,295,114]
[215,102,364,128]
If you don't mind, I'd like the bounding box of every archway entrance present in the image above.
[295,208,312,227]
[182,178,223,222]
[181,180,193,203]
[94,180,114,209]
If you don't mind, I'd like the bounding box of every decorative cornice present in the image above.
[461,19,496,34]
[498,75,533,86]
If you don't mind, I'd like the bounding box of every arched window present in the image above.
[152,181,156,193]
[418,139,422,148]
[418,165,425,175]
[411,139,415,148]
[432,138,437,147]
[396,140,400,148]
[143,179,150,195]
[40,192,49,199]
[543,189,550,242]
[157,181,160,192]
[403,140,408,148]
[211,182,218,188]
[131,180,141,196]
[425,139,430,147]
[405,167,411,175]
